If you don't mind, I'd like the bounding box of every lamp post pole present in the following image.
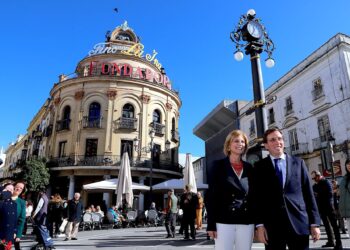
[133,122,171,208]
[250,48,268,139]
[230,9,275,162]
[149,128,155,205]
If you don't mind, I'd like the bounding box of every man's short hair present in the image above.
[263,127,283,143]
[311,170,322,176]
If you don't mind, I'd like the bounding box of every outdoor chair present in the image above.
[91,213,103,230]
[80,212,92,231]
[146,209,160,227]
[126,210,137,228]
[105,211,121,229]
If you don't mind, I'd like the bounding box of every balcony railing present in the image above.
[150,122,165,136]
[284,105,294,116]
[285,143,308,156]
[43,125,53,137]
[312,131,333,150]
[171,129,180,142]
[268,115,275,125]
[56,119,71,131]
[82,116,103,128]
[312,88,325,101]
[46,155,182,174]
[115,117,137,130]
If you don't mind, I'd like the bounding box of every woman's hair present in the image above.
[223,130,249,156]
[345,159,350,188]
[14,180,26,194]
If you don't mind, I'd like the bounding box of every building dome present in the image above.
[5,21,182,209]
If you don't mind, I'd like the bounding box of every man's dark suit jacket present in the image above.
[207,157,254,231]
[251,154,320,235]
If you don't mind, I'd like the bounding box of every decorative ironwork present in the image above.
[230,9,275,65]
[56,119,71,131]
[171,129,180,143]
[82,116,103,128]
[150,122,165,136]
[115,117,137,130]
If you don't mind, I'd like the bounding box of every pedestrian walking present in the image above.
[339,159,350,235]
[12,181,26,250]
[251,127,321,250]
[32,189,54,250]
[332,180,346,234]
[206,129,254,250]
[312,170,343,249]
[164,190,178,238]
[64,193,83,241]
[195,192,204,230]
[180,185,198,240]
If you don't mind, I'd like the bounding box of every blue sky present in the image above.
[0,0,350,157]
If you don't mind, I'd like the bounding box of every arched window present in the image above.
[172,117,176,131]
[89,102,101,121]
[63,106,71,120]
[122,104,134,118]
[153,110,161,123]
[61,106,71,130]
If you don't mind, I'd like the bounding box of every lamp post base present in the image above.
[246,144,269,165]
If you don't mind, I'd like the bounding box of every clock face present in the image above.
[247,21,263,39]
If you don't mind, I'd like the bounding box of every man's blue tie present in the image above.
[274,158,283,188]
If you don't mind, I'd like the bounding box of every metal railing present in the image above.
[82,116,103,128]
[171,129,180,142]
[150,122,165,136]
[46,155,182,174]
[284,104,294,116]
[56,119,71,131]
[312,88,325,101]
[285,143,308,156]
[115,117,137,130]
[312,131,333,150]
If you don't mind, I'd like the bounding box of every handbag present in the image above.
[59,219,68,233]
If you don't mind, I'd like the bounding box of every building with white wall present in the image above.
[239,33,350,176]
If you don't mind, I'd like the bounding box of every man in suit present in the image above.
[311,171,342,249]
[251,127,321,250]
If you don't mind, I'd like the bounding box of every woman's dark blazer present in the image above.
[206,157,254,231]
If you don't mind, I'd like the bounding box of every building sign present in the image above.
[88,43,130,56]
[86,61,171,90]
[88,42,163,71]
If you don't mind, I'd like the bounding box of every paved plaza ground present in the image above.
[20,225,350,250]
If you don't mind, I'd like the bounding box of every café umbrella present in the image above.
[183,153,197,193]
[115,151,133,208]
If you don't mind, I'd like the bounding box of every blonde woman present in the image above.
[207,130,254,250]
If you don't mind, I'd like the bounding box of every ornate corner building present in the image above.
[3,21,182,209]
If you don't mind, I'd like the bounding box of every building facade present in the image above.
[4,21,182,209]
[195,33,350,178]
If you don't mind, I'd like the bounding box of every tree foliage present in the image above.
[23,159,50,192]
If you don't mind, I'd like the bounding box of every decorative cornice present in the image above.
[74,90,85,100]
[53,97,61,106]
[106,90,118,100]
[140,94,150,104]
[166,102,172,111]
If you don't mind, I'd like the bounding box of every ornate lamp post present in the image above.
[230,9,275,163]
[133,124,171,204]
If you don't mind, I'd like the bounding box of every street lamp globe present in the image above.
[247,9,256,17]
[265,58,275,68]
[234,50,244,61]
